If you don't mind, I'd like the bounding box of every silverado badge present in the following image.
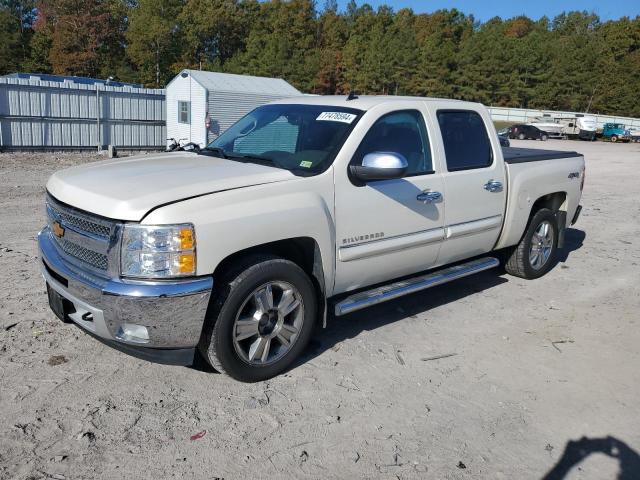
[52,221,65,238]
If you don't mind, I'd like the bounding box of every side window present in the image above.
[437,110,492,171]
[178,101,190,124]
[353,110,433,176]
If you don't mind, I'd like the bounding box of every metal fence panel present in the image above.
[488,106,640,130]
[0,77,165,150]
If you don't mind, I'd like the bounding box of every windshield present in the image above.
[205,104,363,175]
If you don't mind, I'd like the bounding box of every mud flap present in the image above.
[555,211,567,249]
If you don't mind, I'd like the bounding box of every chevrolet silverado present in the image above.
[39,96,585,381]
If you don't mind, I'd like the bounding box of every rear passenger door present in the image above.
[430,107,506,266]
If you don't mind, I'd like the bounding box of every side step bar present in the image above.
[334,257,500,316]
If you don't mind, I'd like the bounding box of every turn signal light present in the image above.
[178,253,195,274]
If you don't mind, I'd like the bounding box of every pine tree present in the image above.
[315,5,349,93]
[223,0,319,92]
[177,0,249,71]
[1,0,36,71]
[126,0,183,87]
[0,6,20,74]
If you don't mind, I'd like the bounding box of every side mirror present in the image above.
[350,152,408,182]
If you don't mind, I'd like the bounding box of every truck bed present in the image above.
[502,147,581,164]
[496,147,584,251]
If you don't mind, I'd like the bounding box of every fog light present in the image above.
[115,323,150,344]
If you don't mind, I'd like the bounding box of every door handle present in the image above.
[484,180,503,193]
[416,190,443,204]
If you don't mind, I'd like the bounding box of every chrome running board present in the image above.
[334,257,500,316]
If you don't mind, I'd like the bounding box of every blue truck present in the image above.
[602,123,631,143]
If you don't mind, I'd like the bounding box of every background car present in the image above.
[497,128,511,147]
[507,124,549,141]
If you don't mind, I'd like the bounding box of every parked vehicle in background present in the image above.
[39,96,584,382]
[602,123,631,142]
[497,128,510,147]
[528,117,565,138]
[507,124,549,141]
[628,127,640,142]
[557,115,597,140]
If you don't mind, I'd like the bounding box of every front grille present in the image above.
[56,237,109,270]
[46,194,117,275]
[53,209,111,238]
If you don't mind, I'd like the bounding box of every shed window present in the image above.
[178,101,190,124]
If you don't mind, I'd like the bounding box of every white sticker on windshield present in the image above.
[316,112,357,124]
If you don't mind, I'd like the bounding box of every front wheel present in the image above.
[504,208,558,279]
[518,133,526,140]
[199,256,317,382]
[610,135,618,143]
[541,134,549,141]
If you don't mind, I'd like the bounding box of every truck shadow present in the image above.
[542,436,640,480]
[299,270,508,366]
[557,227,586,263]
[297,227,586,368]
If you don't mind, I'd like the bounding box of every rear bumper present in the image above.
[39,227,213,365]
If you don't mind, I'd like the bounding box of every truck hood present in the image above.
[46,152,296,221]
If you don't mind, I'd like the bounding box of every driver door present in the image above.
[333,108,445,294]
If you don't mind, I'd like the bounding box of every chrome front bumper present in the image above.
[39,227,213,363]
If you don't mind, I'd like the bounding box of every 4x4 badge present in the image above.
[52,221,65,238]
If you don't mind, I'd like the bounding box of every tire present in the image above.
[541,134,548,141]
[518,133,526,140]
[199,255,317,382]
[611,135,618,143]
[504,208,558,280]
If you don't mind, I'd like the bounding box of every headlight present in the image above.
[121,224,196,278]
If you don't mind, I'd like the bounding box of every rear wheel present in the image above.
[541,134,549,141]
[518,133,526,140]
[504,208,558,279]
[199,256,317,382]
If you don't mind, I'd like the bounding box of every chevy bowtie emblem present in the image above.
[52,221,65,238]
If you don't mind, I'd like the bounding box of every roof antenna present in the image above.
[346,90,358,101]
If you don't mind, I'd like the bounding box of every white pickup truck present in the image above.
[39,96,584,381]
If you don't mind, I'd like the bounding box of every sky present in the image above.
[335,0,640,22]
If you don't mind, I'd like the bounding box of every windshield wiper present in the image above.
[225,153,280,167]
[199,146,227,158]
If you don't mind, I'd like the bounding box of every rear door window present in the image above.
[437,110,492,171]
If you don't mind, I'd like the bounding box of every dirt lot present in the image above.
[1,140,639,480]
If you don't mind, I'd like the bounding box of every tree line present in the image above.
[1,0,639,117]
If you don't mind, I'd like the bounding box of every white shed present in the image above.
[166,69,301,148]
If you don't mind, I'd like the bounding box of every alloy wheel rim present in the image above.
[529,220,554,270]
[232,281,304,366]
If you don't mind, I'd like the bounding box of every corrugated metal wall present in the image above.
[207,91,297,144]
[488,106,640,129]
[0,77,165,150]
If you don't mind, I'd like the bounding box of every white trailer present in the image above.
[556,115,598,140]
[165,70,301,148]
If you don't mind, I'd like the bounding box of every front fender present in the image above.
[142,173,337,294]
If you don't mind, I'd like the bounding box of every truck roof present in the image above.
[269,95,480,111]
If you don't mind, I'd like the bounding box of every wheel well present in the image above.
[213,237,319,281]
[531,192,566,215]
[211,238,326,323]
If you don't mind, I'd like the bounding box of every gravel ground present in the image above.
[1,141,639,480]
